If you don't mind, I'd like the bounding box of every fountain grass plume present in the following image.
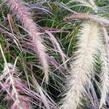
[60,21,102,109]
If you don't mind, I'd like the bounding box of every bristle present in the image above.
[99,27,109,109]
[5,0,49,82]
[0,44,57,109]
[0,63,57,109]
[2,63,32,109]
[64,13,109,26]
[45,30,66,68]
[99,49,109,109]
[60,21,102,109]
